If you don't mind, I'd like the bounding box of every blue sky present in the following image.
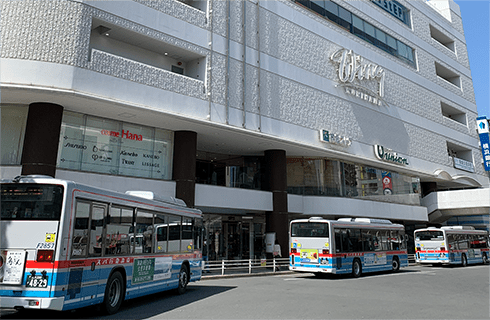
[455,0,490,117]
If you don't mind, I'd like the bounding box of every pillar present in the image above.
[264,149,289,258]
[173,131,197,207]
[21,102,64,177]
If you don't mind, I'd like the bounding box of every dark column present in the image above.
[21,102,64,177]
[421,182,437,197]
[264,149,288,258]
[173,131,197,208]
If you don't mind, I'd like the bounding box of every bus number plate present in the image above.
[26,275,48,288]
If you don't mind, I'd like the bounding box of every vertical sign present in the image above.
[382,171,393,195]
[477,117,490,171]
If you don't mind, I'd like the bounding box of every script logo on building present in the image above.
[330,49,386,107]
[374,145,409,165]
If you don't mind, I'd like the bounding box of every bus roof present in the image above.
[290,217,404,229]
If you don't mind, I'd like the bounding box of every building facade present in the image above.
[2,0,488,258]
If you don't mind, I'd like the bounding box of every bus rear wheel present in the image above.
[352,259,362,278]
[103,271,124,315]
[392,256,400,272]
[177,264,189,295]
[461,254,467,267]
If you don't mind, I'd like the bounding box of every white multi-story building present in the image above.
[1,0,488,258]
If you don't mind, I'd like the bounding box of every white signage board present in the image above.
[3,250,26,285]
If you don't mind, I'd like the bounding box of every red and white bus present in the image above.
[289,217,408,277]
[0,176,203,314]
[414,226,489,266]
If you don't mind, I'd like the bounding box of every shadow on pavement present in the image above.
[0,284,236,319]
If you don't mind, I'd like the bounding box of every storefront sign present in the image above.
[371,0,409,25]
[58,113,173,179]
[330,49,386,104]
[374,145,409,165]
[453,157,475,173]
[320,129,352,147]
[477,116,490,171]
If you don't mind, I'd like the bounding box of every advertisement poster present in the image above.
[300,249,319,263]
[132,257,172,284]
[382,171,393,195]
[364,252,386,266]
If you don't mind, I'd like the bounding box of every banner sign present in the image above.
[477,116,490,171]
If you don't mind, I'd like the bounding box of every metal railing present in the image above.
[202,258,290,277]
[202,255,417,278]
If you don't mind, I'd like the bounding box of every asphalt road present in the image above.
[2,264,489,319]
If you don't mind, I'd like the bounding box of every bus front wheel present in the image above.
[392,256,400,272]
[103,271,124,315]
[177,264,189,295]
[461,254,467,267]
[352,259,362,278]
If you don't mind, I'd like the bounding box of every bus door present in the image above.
[69,201,106,300]
[334,229,352,272]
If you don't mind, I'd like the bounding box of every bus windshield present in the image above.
[291,222,329,238]
[1,183,64,220]
[415,231,444,241]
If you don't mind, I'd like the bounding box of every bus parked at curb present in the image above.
[289,217,408,277]
[0,176,203,314]
[414,226,489,266]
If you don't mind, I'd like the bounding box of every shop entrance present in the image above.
[204,214,265,261]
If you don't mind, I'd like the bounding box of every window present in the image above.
[107,206,134,255]
[89,205,106,257]
[72,202,90,257]
[1,184,64,221]
[435,62,461,88]
[415,231,443,241]
[338,7,352,30]
[58,111,174,180]
[441,102,467,125]
[135,210,154,254]
[430,25,455,52]
[291,222,330,237]
[71,201,107,258]
[1,105,28,165]
[311,1,325,15]
[293,0,416,67]
[168,215,182,252]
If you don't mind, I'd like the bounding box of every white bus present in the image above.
[0,176,203,314]
[414,226,489,266]
[289,217,408,277]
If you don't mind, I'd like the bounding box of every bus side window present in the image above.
[334,229,342,253]
[168,215,182,253]
[458,234,469,250]
[136,210,154,254]
[447,234,457,250]
[155,214,168,253]
[193,218,203,251]
[182,217,194,252]
[380,230,390,251]
[72,201,90,257]
[106,206,133,255]
[89,205,105,257]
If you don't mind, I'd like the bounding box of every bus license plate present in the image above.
[26,275,48,288]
